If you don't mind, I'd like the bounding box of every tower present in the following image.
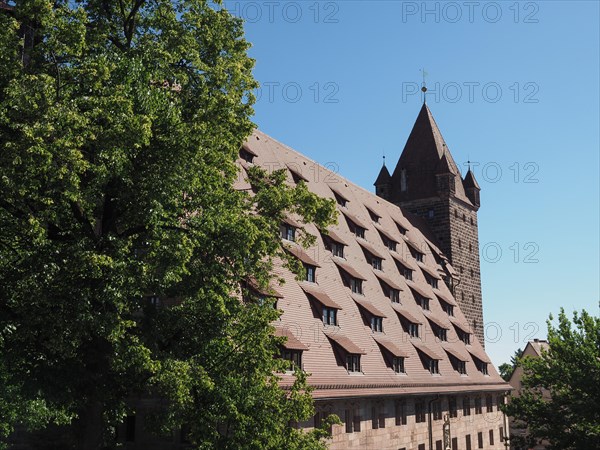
[376,104,485,345]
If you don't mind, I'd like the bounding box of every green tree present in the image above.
[0,1,337,448]
[498,347,523,381]
[503,308,600,450]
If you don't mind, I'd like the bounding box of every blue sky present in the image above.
[225,1,600,366]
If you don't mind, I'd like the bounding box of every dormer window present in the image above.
[281,223,296,242]
[392,357,405,374]
[370,316,383,333]
[367,208,380,223]
[441,302,454,317]
[415,252,423,263]
[396,223,407,235]
[425,274,438,289]
[474,357,489,375]
[333,192,347,207]
[322,307,337,326]
[407,322,419,338]
[281,349,302,371]
[353,225,365,239]
[346,354,361,372]
[389,288,400,303]
[384,238,397,252]
[434,325,447,341]
[323,231,346,259]
[427,358,439,374]
[304,264,316,283]
[457,329,471,345]
[147,295,161,307]
[415,295,430,311]
[449,355,467,375]
[350,278,363,295]
[239,147,256,163]
[371,256,382,271]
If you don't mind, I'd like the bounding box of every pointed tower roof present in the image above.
[374,164,391,185]
[390,104,472,205]
[435,152,454,175]
[463,168,480,190]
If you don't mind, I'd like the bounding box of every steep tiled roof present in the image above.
[463,168,481,190]
[236,130,509,397]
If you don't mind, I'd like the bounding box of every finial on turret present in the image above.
[420,68,428,104]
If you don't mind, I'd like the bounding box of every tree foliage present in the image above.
[498,347,523,381]
[0,0,337,448]
[503,308,600,450]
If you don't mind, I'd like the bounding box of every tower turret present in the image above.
[463,168,481,210]
[374,162,392,201]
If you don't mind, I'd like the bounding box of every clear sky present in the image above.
[224,0,600,366]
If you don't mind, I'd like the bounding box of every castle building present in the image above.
[234,104,510,449]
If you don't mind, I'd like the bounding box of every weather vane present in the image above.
[420,68,428,103]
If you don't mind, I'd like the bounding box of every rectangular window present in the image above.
[463,397,471,416]
[442,302,454,316]
[452,437,458,450]
[475,397,482,414]
[345,407,361,433]
[408,322,419,338]
[282,224,296,242]
[435,441,442,450]
[418,445,425,450]
[281,349,302,371]
[429,358,439,374]
[322,307,337,326]
[427,276,438,289]
[386,239,397,252]
[415,252,423,262]
[395,401,407,425]
[432,401,442,420]
[477,432,483,448]
[352,224,365,239]
[392,357,405,374]
[350,277,363,294]
[371,316,383,333]
[466,434,472,450]
[346,354,361,373]
[403,268,413,280]
[372,257,382,271]
[415,401,426,423]
[500,426,504,441]
[449,396,457,418]
[314,412,322,429]
[459,330,471,345]
[416,295,430,310]
[390,288,400,303]
[371,404,385,429]
[486,395,493,412]
[435,327,447,341]
[305,265,316,283]
[332,242,344,258]
[489,429,494,445]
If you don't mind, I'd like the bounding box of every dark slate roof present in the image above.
[374,164,391,185]
[463,168,481,190]
[390,104,472,205]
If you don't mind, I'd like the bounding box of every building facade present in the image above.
[234,104,510,449]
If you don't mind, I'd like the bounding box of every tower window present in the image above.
[455,209,458,218]
[463,214,466,222]
[471,217,474,225]
[400,169,407,192]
